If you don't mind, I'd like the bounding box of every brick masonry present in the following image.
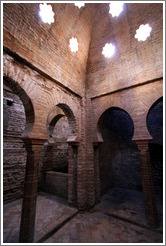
[98,108,142,194]
[147,99,163,192]
[90,80,163,141]
[3,3,95,97]
[3,3,163,240]
[40,116,69,173]
[86,3,163,98]
[45,171,68,199]
[39,117,69,199]
[3,86,27,203]
[3,53,82,140]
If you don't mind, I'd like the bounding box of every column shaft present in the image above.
[68,144,78,207]
[19,139,45,243]
[136,139,159,228]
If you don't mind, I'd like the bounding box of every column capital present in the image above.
[132,138,152,142]
[67,136,79,146]
[21,138,47,152]
[22,138,47,145]
[133,138,152,151]
[67,140,79,146]
[93,141,103,147]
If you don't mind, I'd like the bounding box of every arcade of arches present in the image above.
[3,2,163,244]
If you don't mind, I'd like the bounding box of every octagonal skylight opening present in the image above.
[109,2,124,17]
[74,2,85,8]
[69,37,79,52]
[135,24,152,41]
[102,43,115,58]
[39,3,55,24]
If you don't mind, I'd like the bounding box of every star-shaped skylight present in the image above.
[109,2,124,17]
[69,38,79,52]
[74,2,85,9]
[102,43,115,58]
[39,3,55,24]
[135,24,152,41]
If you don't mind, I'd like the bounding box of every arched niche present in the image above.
[40,103,78,201]
[147,97,163,145]
[3,76,35,202]
[97,107,142,195]
[46,103,78,142]
[3,76,35,138]
[147,97,163,196]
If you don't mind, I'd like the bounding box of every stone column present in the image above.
[93,142,101,204]
[67,141,79,207]
[135,139,159,228]
[19,138,46,243]
[43,142,54,171]
[40,142,54,190]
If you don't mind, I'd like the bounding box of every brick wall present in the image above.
[42,143,69,172]
[3,87,72,202]
[91,80,163,141]
[41,116,69,172]
[3,2,163,210]
[3,3,95,97]
[3,52,87,208]
[86,3,163,98]
[3,53,82,140]
[52,116,69,140]
[84,2,163,203]
[37,108,72,198]
[147,99,163,145]
[3,87,26,203]
[45,171,68,199]
[89,80,162,200]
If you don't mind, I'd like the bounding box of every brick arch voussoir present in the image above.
[48,114,65,138]
[94,102,134,142]
[146,96,163,139]
[146,96,163,121]
[47,103,79,142]
[3,76,35,138]
[132,90,163,140]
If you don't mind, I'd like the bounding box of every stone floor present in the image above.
[3,192,78,243]
[3,188,163,244]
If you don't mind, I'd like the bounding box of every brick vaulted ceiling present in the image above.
[86,3,163,98]
[3,3,95,97]
[3,3,163,98]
